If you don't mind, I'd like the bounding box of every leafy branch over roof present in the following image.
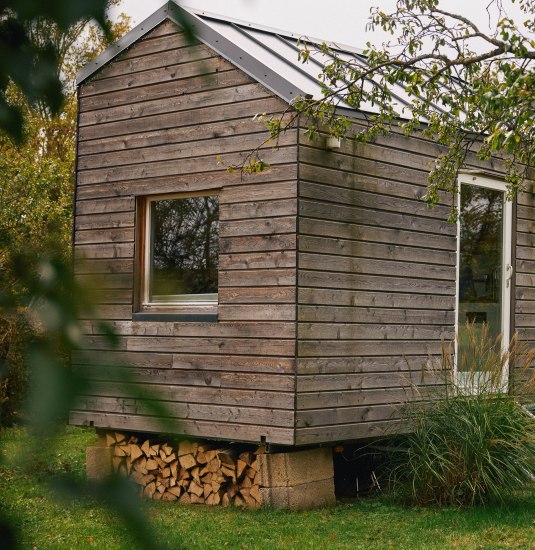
[264,0,535,219]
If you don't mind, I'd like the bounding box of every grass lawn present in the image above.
[0,426,534,549]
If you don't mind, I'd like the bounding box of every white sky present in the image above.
[108,0,526,48]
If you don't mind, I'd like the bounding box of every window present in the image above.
[455,174,512,389]
[139,193,219,314]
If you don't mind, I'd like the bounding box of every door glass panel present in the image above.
[458,184,504,372]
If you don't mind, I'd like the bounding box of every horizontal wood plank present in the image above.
[297,387,422,409]
[75,243,135,260]
[220,234,296,254]
[219,268,296,287]
[81,56,231,98]
[299,252,455,281]
[87,42,214,85]
[299,287,455,310]
[298,322,453,341]
[299,270,455,295]
[74,228,134,245]
[300,180,451,220]
[298,340,443,357]
[123,336,296,356]
[219,286,295,304]
[300,235,455,266]
[295,420,402,445]
[220,198,297,221]
[75,395,294,427]
[299,305,453,325]
[296,354,442,375]
[70,411,294,445]
[79,124,291,173]
[79,96,285,142]
[74,380,294,410]
[77,146,297,186]
[299,217,456,252]
[296,404,397,428]
[297,372,442,392]
[78,102,270,155]
[74,258,133,275]
[300,199,455,236]
[80,82,272,129]
[79,321,295,339]
[218,305,295,322]
[219,250,296,270]
[74,365,294,392]
[72,350,294,374]
[76,197,134,215]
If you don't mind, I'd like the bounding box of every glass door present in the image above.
[456,175,512,388]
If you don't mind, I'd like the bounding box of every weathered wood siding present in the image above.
[294,122,532,445]
[72,18,534,447]
[514,182,535,388]
[71,20,298,445]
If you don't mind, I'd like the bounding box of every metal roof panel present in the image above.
[76,1,423,119]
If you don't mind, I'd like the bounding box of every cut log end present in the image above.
[106,433,262,508]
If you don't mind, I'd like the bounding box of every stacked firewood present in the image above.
[105,432,262,508]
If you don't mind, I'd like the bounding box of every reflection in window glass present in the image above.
[458,185,503,371]
[148,195,219,302]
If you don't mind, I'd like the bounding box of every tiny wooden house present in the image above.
[71,2,535,447]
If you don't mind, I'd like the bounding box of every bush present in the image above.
[385,328,535,507]
[0,314,31,427]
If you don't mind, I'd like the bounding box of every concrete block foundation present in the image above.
[257,448,335,509]
[86,433,113,481]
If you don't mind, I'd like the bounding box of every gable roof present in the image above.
[76,1,424,119]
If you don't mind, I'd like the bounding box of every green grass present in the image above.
[0,426,534,549]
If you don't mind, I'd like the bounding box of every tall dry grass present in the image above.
[385,325,535,506]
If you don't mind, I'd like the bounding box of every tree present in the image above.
[0,5,196,544]
[0,2,131,432]
[0,0,112,141]
[0,5,177,547]
[0,5,131,427]
[0,2,131,300]
[265,0,535,219]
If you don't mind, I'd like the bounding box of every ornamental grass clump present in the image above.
[387,326,535,507]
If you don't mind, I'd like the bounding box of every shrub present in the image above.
[385,327,535,507]
[0,314,31,427]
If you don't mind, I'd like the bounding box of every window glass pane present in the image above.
[458,184,503,371]
[149,195,219,302]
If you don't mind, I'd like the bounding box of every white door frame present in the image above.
[455,173,513,390]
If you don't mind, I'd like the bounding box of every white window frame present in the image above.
[141,191,219,310]
[454,173,513,391]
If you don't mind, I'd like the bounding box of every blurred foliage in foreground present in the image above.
[0,1,131,427]
[0,2,200,545]
[0,0,110,141]
[0,3,173,548]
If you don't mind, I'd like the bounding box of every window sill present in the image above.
[133,311,218,323]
